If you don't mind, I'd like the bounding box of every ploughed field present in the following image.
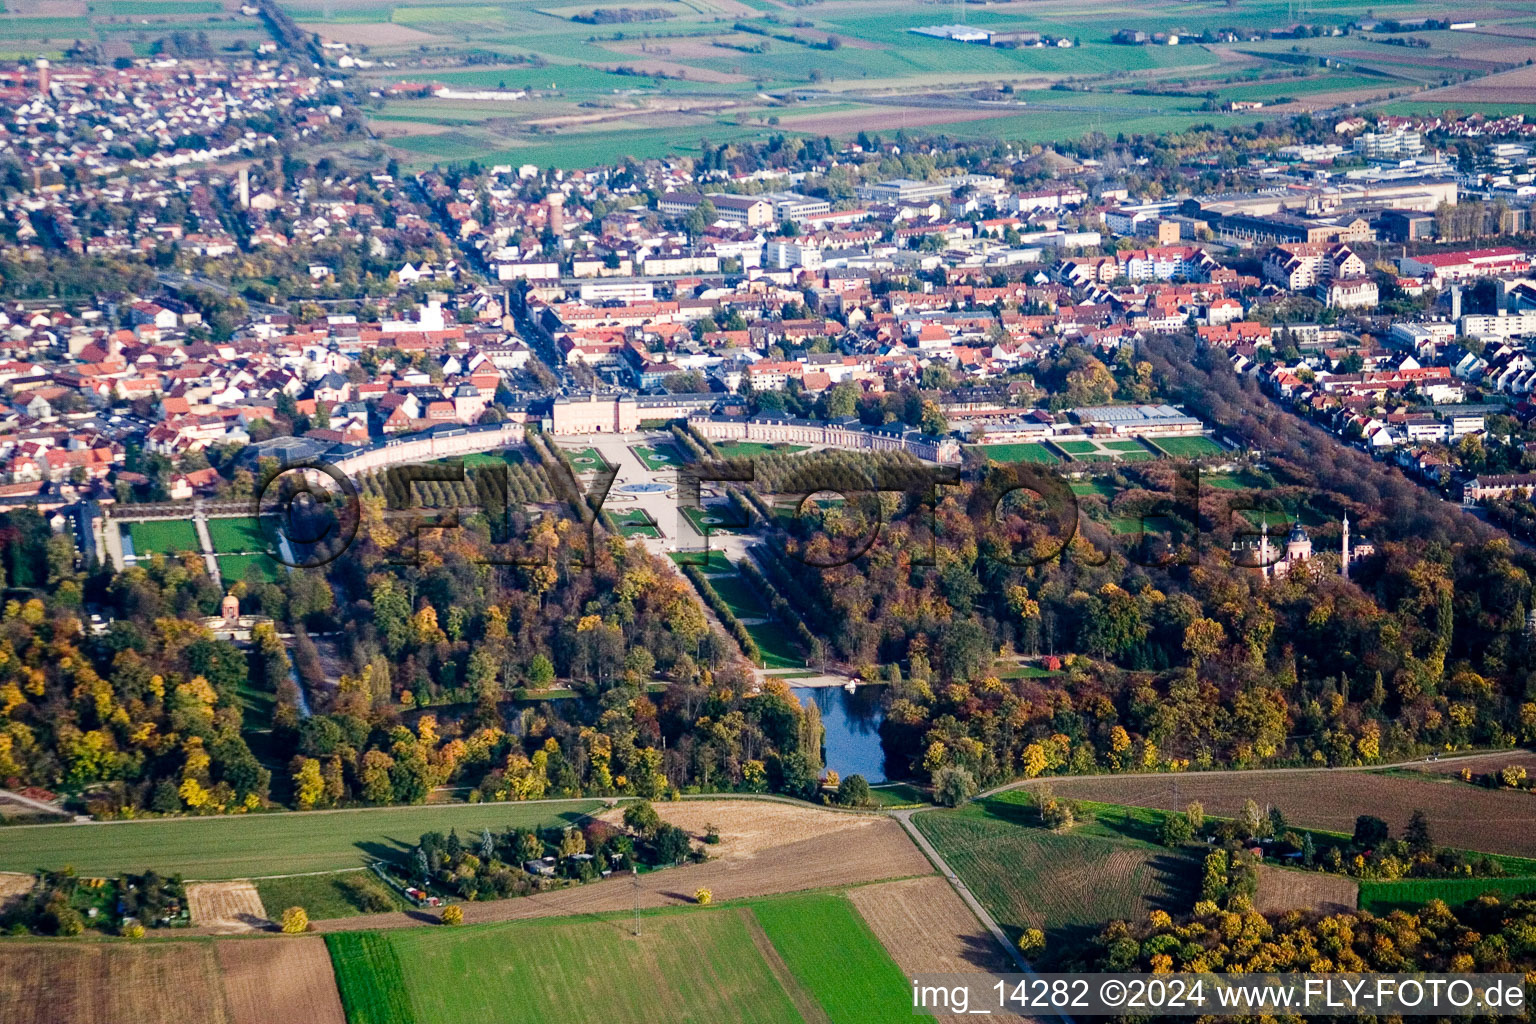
[1038,769,1536,859]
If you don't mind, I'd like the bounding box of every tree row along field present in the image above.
[0,800,603,878]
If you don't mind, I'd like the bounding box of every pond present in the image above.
[792,684,887,783]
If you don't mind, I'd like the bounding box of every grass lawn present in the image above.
[351,905,814,1024]
[682,503,744,536]
[205,515,277,553]
[1203,471,1266,491]
[127,519,200,556]
[631,444,685,471]
[560,446,611,472]
[255,869,409,921]
[670,549,735,572]
[867,782,931,807]
[1070,479,1119,499]
[715,441,808,458]
[914,796,1200,961]
[752,892,913,1024]
[1152,435,1226,458]
[1054,440,1098,454]
[707,574,769,620]
[745,621,804,670]
[618,524,661,538]
[0,801,603,879]
[967,442,1060,465]
[218,553,282,584]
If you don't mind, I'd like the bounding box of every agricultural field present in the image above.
[967,442,1060,465]
[187,881,270,933]
[126,518,200,556]
[301,0,1536,169]
[1359,876,1536,915]
[1036,767,1536,859]
[254,870,409,922]
[0,940,234,1024]
[1252,863,1358,915]
[0,800,603,878]
[915,795,1201,961]
[325,891,912,1024]
[217,937,347,1024]
[0,0,273,60]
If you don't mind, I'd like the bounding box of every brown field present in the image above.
[1253,863,1358,915]
[0,941,231,1024]
[1041,769,1536,858]
[11,1,87,15]
[1337,50,1506,73]
[0,871,34,912]
[1416,751,1536,776]
[216,937,345,1024]
[188,882,270,934]
[776,105,1009,134]
[297,22,441,46]
[850,875,1005,973]
[317,800,930,932]
[852,876,1019,1024]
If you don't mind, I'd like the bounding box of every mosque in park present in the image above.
[1232,514,1373,580]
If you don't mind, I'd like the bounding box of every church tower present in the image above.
[1341,513,1350,580]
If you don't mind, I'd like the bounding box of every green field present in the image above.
[219,553,283,584]
[1358,877,1536,915]
[715,441,809,459]
[255,869,409,921]
[631,443,685,471]
[611,507,661,538]
[915,795,1200,959]
[328,932,418,1024]
[752,893,913,1023]
[967,442,1060,465]
[706,573,769,621]
[1151,435,1226,458]
[0,801,602,879]
[206,516,277,554]
[126,519,200,556]
[744,620,805,670]
[324,892,910,1024]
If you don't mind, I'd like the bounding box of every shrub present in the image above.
[934,765,977,808]
[440,905,463,926]
[121,921,146,939]
[1159,813,1195,847]
[1018,928,1045,956]
[280,906,309,934]
[836,773,873,808]
[694,887,712,906]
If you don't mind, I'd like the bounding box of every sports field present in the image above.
[1151,435,1226,458]
[0,801,603,879]
[127,519,200,556]
[967,442,1060,465]
[324,891,910,1024]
